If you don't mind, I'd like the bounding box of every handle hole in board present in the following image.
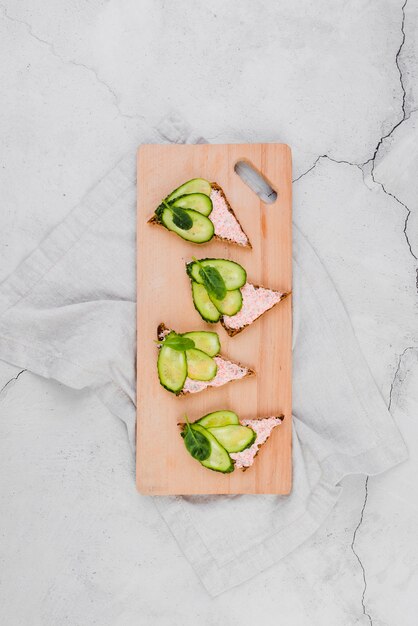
[234,160,278,204]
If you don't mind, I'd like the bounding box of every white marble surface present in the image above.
[0,0,417,624]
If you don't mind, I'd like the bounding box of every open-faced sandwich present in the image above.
[186,258,289,336]
[149,178,250,247]
[180,410,283,473]
[156,324,254,395]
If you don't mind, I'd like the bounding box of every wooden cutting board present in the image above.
[136,144,292,495]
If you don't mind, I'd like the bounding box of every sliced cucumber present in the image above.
[182,331,220,357]
[208,425,256,453]
[186,348,217,381]
[160,207,214,244]
[171,193,212,217]
[209,289,243,316]
[166,178,212,202]
[187,259,247,290]
[197,410,239,428]
[191,282,221,323]
[157,345,187,393]
[190,424,234,473]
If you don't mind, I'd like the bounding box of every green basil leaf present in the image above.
[199,265,227,300]
[182,424,211,461]
[171,206,193,230]
[158,334,195,352]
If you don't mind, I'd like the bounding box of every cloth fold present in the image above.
[0,115,407,595]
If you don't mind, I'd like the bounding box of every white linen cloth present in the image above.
[0,116,407,596]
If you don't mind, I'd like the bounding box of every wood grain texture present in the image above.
[136,144,292,495]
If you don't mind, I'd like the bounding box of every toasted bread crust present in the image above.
[220,289,290,337]
[157,322,170,341]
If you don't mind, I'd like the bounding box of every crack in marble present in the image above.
[363,0,417,264]
[295,0,410,180]
[292,155,362,182]
[350,477,373,626]
[388,346,416,410]
[294,1,418,270]
[371,171,417,261]
[0,369,26,399]
[350,343,417,625]
[294,148,418,262]
[367,0,416,263]
[0,5,145,124]
[363,0,408,171]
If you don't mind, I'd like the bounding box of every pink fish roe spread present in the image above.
[223,283,283,330]
[182,356,249,394]
[231,417,282,469]
[210,189,249,246]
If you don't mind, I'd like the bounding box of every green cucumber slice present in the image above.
[157,345,187,393]
[190,424,234,473]
[191,282,221,323]
[166,178,212,202]
[171,193,212,217]
[160,207,214,244]
[181,331,220,357]
[185,348,217,381]
[197,410,239,428]
[187,259,247,290]
[208,425,256,453]
[209,289,243,316]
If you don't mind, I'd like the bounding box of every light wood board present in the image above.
[136,144,292,495]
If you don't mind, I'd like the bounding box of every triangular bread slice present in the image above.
[220,283,289,337]
[149,182,251,248]
[231,415,283,470]
[157,323,254,395]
